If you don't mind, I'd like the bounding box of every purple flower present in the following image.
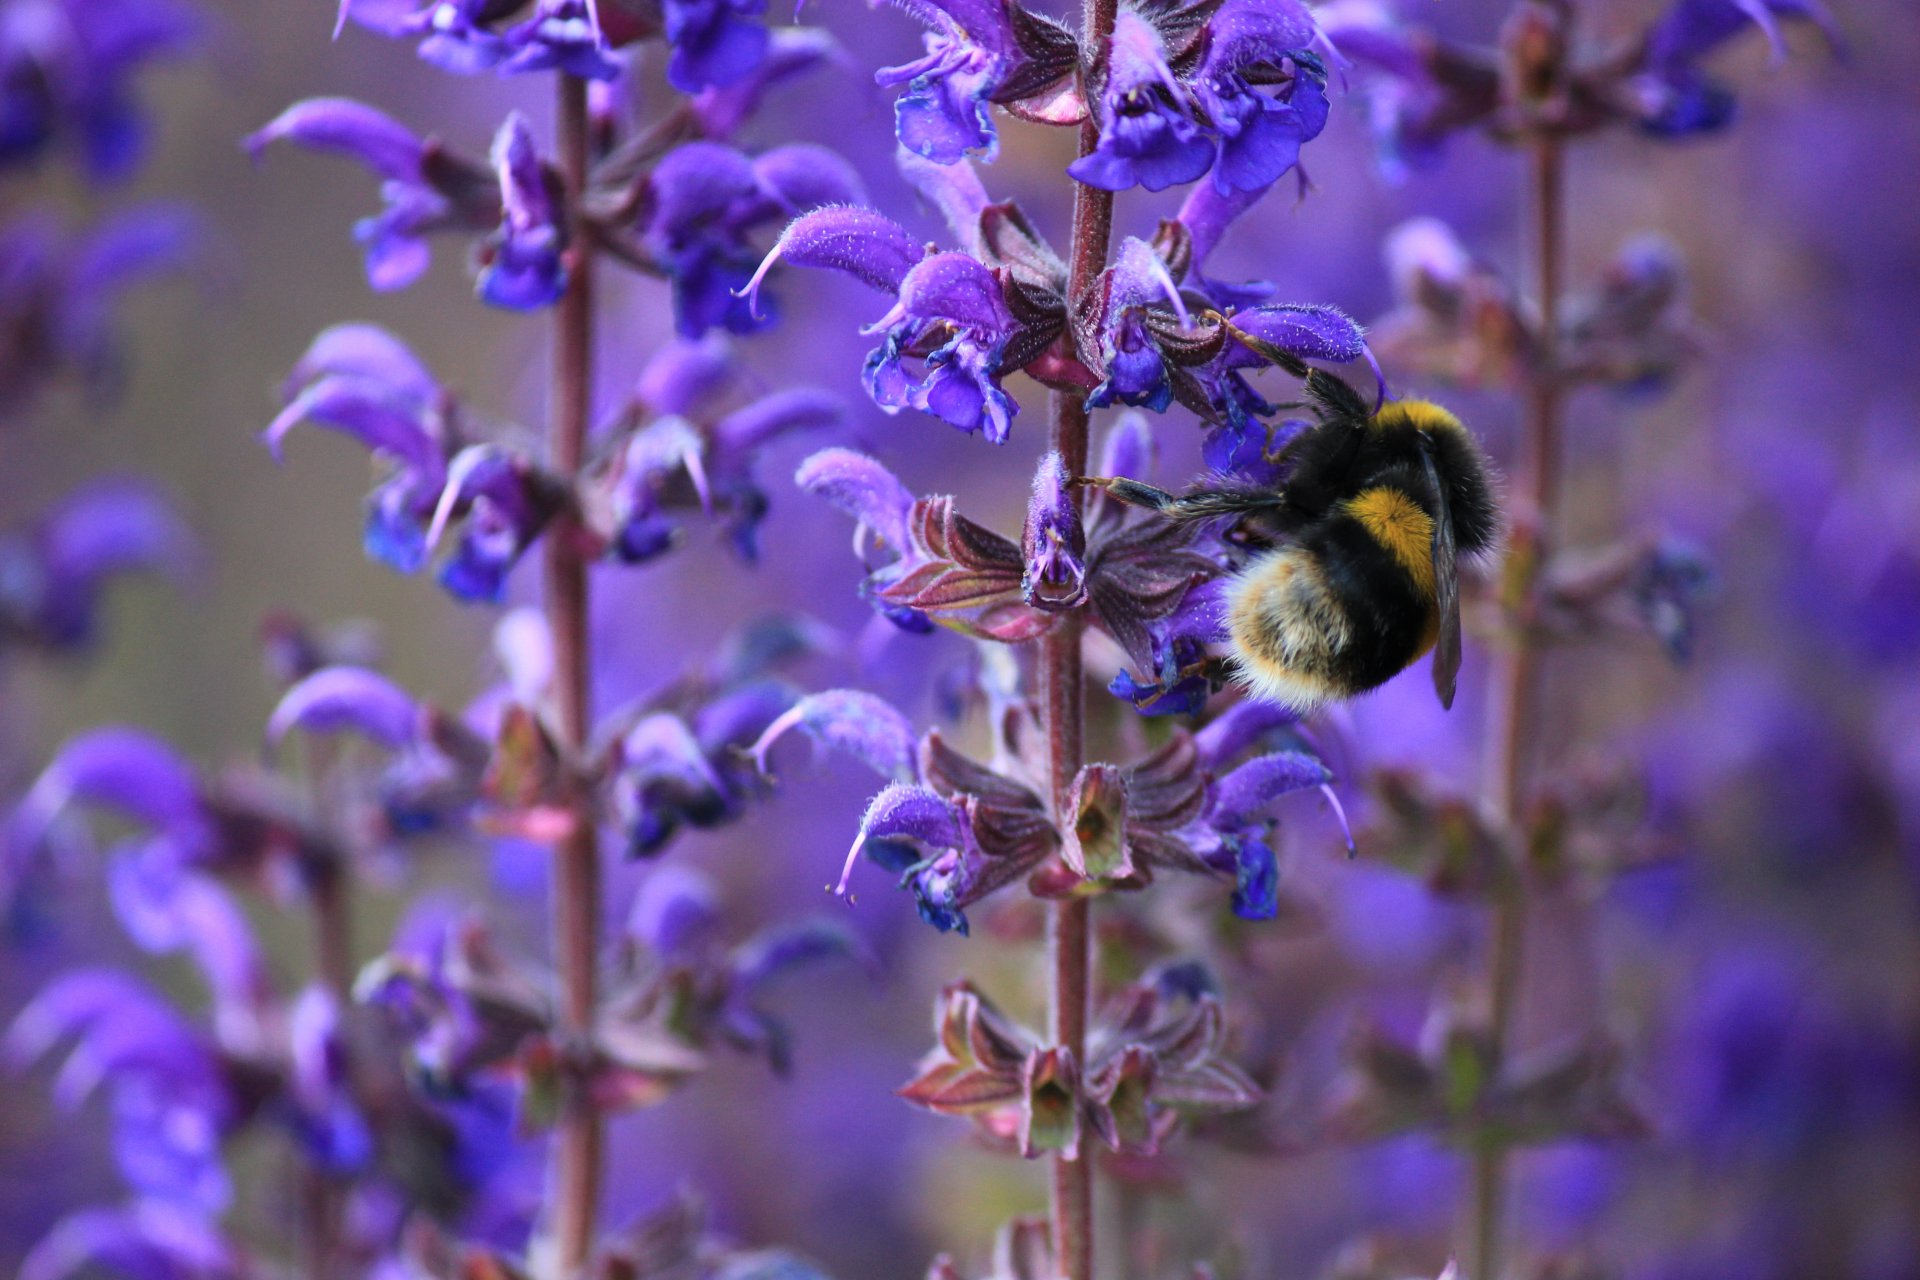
[747,689,920,782]
[876,0,1020,164]
[611,678,793,858]
[19,1202,242,1280]
[339,0,623,80]
[8,970,240,1209]
[265,325,560,602]
[247,97,498,293]
[498,0,620,80]
[0,205,199,412]
[595,338,845,563]
[663,0,768,92]
[0,477,196,652]
[475,112,567,311]
[0,0,198,181]
[794,446,932,632]
[1071,1,1328,196]
[748,204,1028,440]
[1069,12,1210,193]
[1633,0,1841,138]
[1190,0,1328,193]
[839,783,991,933]
[1022,450,1087,610]
[645,141,865,337]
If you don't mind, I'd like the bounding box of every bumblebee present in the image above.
[1084,356,1499,711]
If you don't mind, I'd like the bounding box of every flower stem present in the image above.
[1046,1,1118,1272]
[548,70,603,1279]
[1469,129,1565,1280]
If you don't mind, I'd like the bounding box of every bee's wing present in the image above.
[1421,444,1462,710]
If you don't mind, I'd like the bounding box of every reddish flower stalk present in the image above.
[1046,0,1119,1271]
[547,70,605,1277]
[1470,127,1567,1280]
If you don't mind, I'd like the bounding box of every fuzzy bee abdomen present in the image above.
[1226,519,1438,710]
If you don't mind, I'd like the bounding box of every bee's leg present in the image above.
[1075,476,1182,512]
[1077,476,1285,525]
[1196,654,1236,691]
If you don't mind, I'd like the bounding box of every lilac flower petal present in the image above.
[262,375,445,482]
[37,478,197,590]
[1022,450,1087,610]
[284,323,438,406]
[628,864,723,958]
[1193,701,1299,771]
[837,783,968,898]
[20,1202,240,1280]
[649,141,761,237]
[636,334,739,418]
[751,144,867,213]
[897,145,991,257]
[748,689,918,780]
[17,727,203,841]
[1178,182,1269,275]
[268,666,421,748]
[712,388,845,462]
[1096,411,1156,483]
[106,853,267,1022]
[244,97,425,184]
[733,918,877,990]
[894,251,1013,335]
[739,205,923,316]
[794,447,916,553]
[1209,750,1332,830]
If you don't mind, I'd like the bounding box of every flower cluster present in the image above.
[263,324,840,601]
[751,150,1377,445]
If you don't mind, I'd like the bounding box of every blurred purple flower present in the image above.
[1633,0,1842,137]
[265,324,562,602]
[663,0,767,92]
[18,1201,243,1280]
[0,0,198,181]
[339,0,624,81]
[1021,450,1087,611]
[590,337,845,563]
[8,970,242,1210]
[642,140,864,338]
[0,204,199,411]
[476,112,567,310]
[0,477,197,653]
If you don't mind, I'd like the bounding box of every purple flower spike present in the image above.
[1022,450,1087,610]
[740,205,924,317]
[477,112,567,311]
[1069,12,1209,193]
[267,666,422,750]
[748,689,919,781]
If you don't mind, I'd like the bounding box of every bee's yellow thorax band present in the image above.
[1343,486,1435,597]
[1373,399,1468,437]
